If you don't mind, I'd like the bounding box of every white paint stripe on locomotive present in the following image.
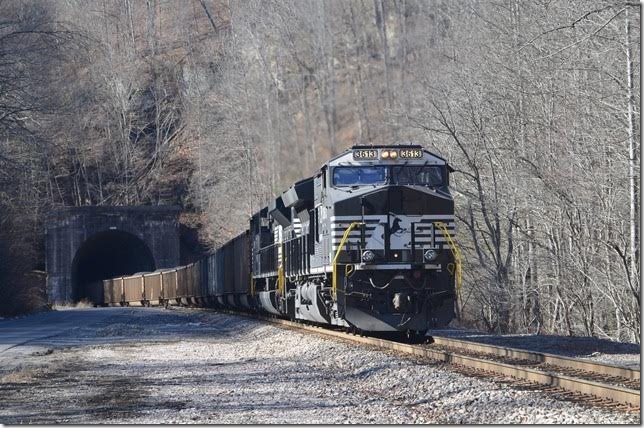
[331,241,452,250]
[331,215,455,221]
[414,235,456,242]
[331,219,381,224]
[332,244,451,251]
[330,224,379,229]
[331,235,453,241]
[331,227,379,232]
[331,229,456,237]
[308,266,333,274]
[330,233,454,242]
[330,215,383,221]
[332,218,455,222]
[331,223,456,229]
[414,227,456,232]
[331,230,455,237]
[254,272,278,279]
[331,219,456,223]
[414,232,457,237]
[331,222,454,228]
[332,239,452,246]
[354,263,442,270]
[330,233,455,241]
[356,264,412,270]
[331,223,456,236]
[331,223,455,231]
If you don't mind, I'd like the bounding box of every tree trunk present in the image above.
[624,7,639,298]
[374,0,393,109]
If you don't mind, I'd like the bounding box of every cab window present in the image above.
[332,166,387,186]
[391,166,443,186]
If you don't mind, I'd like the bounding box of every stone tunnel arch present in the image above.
[71,230,156,304]
[46,205,180,305]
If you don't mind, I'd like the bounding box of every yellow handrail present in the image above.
[345,264,355,277]
[332,222,362,299]
[434,221,462,304]
[277,242,285,297]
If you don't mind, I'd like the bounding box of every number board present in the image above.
[353,149,378,160]
[399,148,423,159]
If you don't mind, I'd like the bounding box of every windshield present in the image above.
[333,166,387,186]
[391,166,443,186]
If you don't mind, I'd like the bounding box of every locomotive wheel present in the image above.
[348,326,362,336]
[406,330,428,344]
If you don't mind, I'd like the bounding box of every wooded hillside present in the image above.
[0,0,639,342]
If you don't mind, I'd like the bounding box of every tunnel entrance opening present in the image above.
[71,230,156,304]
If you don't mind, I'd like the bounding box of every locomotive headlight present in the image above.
[424,249,438,262]
[380,150,390,159]
[389,150,398,159]
[362,250,376,262]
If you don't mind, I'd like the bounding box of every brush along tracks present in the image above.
[215,311,640,413]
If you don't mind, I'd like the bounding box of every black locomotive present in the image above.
[103,144,460,337]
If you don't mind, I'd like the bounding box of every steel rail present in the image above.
[235,313,640,408]
[429,336,640,381]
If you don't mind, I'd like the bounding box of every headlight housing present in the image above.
[362,250,376,262]
[380,149,399,160]
[424,249,438,262]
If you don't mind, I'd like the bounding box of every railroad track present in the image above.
[210,309,640,413]
[429,336,639,389]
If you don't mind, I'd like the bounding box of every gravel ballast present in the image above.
[0,307,639,424]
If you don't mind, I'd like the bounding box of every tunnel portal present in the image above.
[71,230,156,303]
[46,206,180,305]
